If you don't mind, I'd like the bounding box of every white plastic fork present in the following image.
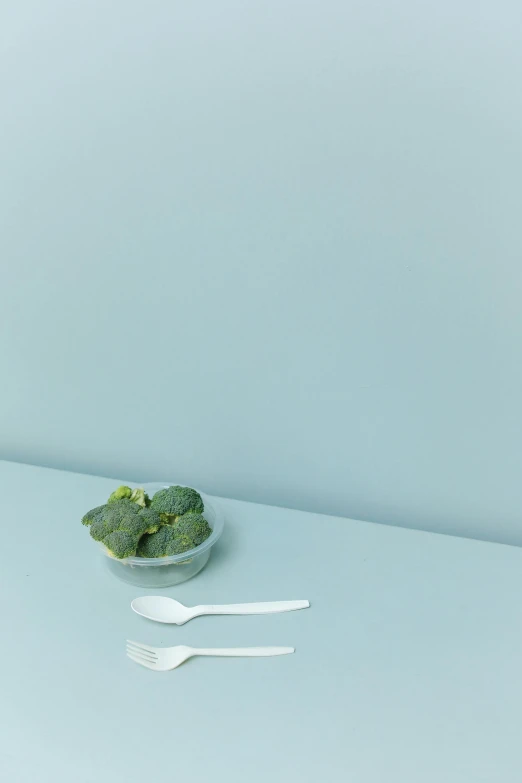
[127,640,295,671]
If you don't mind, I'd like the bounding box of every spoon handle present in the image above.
[192,600,309,617]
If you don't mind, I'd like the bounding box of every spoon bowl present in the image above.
[132,596,192,624]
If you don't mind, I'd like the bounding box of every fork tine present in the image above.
[127,649,156,666]
[127,649,157,665]
[126,643,157,659]
[126,642,157,660]
[127,651,157,670]
[126,640,158,656]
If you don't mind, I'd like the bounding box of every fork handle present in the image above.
[191,646,295,657]
[192,600,309,617]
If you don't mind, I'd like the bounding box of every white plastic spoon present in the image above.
[131,596,310,625]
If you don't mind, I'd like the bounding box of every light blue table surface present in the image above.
[1,460,521,782]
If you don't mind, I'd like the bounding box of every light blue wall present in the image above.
[2,1,522,544]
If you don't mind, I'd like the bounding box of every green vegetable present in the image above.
[107,485,150,507]
[88,500,162,558]
[129,488,149,508]
[136,506,163,529]
[81,504,107,527]
[174,513,212,546]
[81,484,208,559]
[150,485,204,523]
[136,525,196,558]
[107,486,133,503]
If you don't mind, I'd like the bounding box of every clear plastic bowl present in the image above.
[99,483,225,587]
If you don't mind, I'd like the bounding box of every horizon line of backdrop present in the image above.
[2,1,522,546]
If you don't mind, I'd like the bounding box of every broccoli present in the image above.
[81,504,108,527]
[136,525,196,558]
[89,498,139,540]
[107,485,133,503]
[81,485,207,559]
[88,500,162,558]
[174,513,212,546]
[107,485,150,507]
[129,487,150,508]
[103,531,138,559]
[150,485,204,523]
[136,506,163,529]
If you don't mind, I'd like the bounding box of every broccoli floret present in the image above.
[81,504,108,527]
[171,534,196,555]
[129,488,150,507]
[103,531,139,559]
[90,499,139,541]
[150,485,204,523]
[136,526,196,558]
[174,513,212,546]
[136,506,162,529]
[108,485,133,503]
[89,500,161,558]
[107,485,151,507]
